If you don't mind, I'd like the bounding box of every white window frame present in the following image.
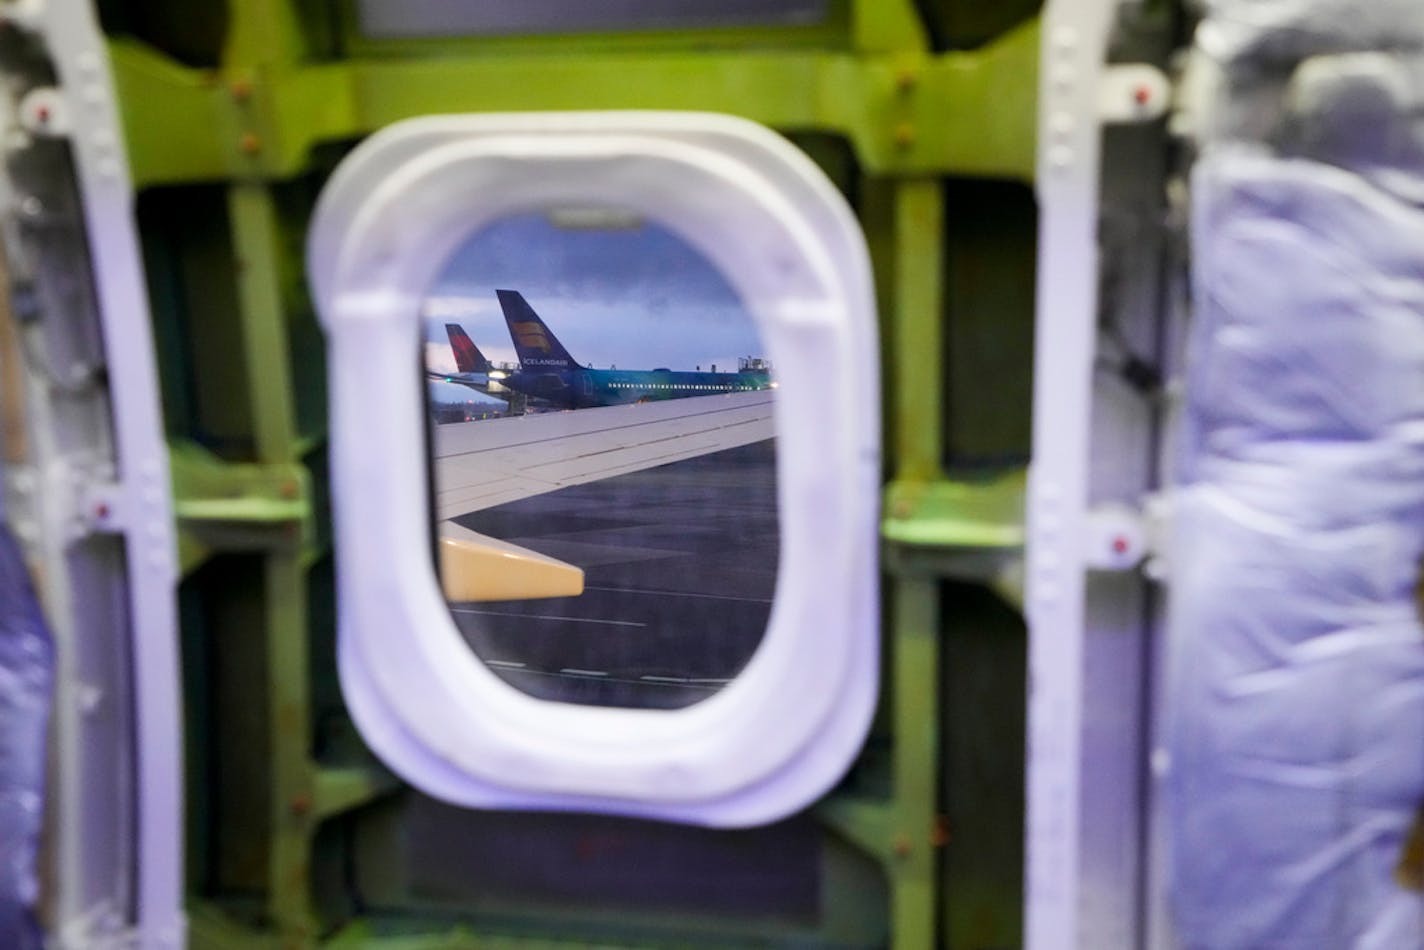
[307,112,879,826]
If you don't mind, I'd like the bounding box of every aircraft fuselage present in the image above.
[500,365,772,409]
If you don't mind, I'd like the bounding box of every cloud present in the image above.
[422,296,498,321]
[424,341,457,375]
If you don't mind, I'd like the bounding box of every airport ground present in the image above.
[448,438,778,709]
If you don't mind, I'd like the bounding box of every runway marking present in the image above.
[582,585,773,605]
[559,668,609,677]
[450,608,647,628]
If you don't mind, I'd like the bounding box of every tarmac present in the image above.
[448,438,778,709]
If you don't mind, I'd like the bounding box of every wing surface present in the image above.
[432,390,775,519]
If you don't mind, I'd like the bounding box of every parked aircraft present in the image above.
[495,289,773,409]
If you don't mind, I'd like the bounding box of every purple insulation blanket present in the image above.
[0,524,51,950]
[1169,151,1424,948]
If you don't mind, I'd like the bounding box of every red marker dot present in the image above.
[1133,85,1151,105]
[94,503,109,519]
[35,105,49,123]
[1112,536,1130,554]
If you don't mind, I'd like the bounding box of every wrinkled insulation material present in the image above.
[1170,2,1424,947]
[0,524,51,950]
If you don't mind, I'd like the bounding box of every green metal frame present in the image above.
[133,1,1037,947]
[110,10,1038,188]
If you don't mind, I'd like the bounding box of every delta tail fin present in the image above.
[496,290,579,369]
[445,324,492,374]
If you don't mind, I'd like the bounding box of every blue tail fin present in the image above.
[496,290,579,369]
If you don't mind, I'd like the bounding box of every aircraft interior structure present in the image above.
[0,1,1421,948]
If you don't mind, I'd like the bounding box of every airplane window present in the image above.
[312,113,876,822]
[424,207,778,711]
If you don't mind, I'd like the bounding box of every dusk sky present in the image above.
[423,211,766,404]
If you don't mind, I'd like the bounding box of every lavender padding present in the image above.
[1169,150,1424,948]
[0,523,51,950]
[1199,0,1424,65]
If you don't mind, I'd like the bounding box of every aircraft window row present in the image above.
[609,382,746,390]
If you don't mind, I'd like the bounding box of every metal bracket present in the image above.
[17,86,71,137]
[79,479,124,533]
[1083,495,1173,577]
[1100,63,1171,124]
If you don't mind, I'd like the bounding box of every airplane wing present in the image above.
[431,390,775,519]
[431,391,775,601]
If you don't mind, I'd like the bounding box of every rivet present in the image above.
[229,78,253,103]
[893,834,912,858]
[290,792,313,816]
[893,123,916,150]
[894,66,919,93]
[239,132,262,155]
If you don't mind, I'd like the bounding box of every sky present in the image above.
[423,211,767,403]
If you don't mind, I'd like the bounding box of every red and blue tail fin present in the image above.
[445,324,492,374]
[496,290,579,369]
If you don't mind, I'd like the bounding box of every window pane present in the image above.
[425,209,778,709]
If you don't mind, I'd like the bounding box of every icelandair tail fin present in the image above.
[445,324,492,374]
[496,290,579,369]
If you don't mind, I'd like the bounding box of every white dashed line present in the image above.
[582,585,772,605]
[559,668,610,677]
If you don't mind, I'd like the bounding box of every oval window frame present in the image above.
[308,112,879,826]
